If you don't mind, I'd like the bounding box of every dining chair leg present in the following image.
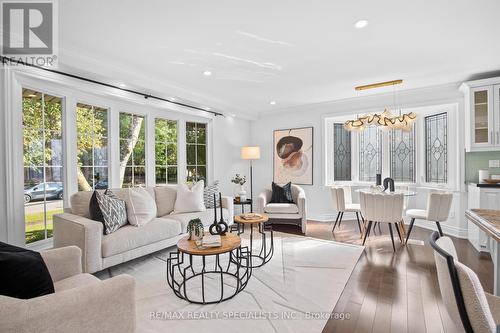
[394,222,402,242]
[405,218,416,245]
[332,212,341,232]
[378,222,382,233]
[436,221,444,236]
[362,221,373,245]
[388,223,396,252]
[355,212,362,234]
[399,219,406,237]
[338,212,344,227]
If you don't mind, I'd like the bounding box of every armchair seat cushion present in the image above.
[406,209,427,220]
[101,218,181,257]
[54,273,100,292]
[264,203,299,214]
[345,203,361,212]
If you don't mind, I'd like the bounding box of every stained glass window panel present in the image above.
[333,123,351,181]
[390,127,415,182]
[425,113,448,183]
[359,125,382,182]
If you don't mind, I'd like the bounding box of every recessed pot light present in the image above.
[270,101,276,105]
[203,70,212,76]
[205,107,211,110]
[354,20,368,29]
[170,97,176,101]
[119,83,126,88]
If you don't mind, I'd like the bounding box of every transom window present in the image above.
[186,122,207,182]
[155,118,178,184]
[119,112,146,187]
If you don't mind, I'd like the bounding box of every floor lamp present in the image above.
[241,146,261,212]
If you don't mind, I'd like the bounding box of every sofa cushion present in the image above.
[264,203,299,214]
[204,180,220,208]
[101,218,182,257]
[70,191,94,217]
[54,273,100,292]
[114,187,157,227]
[173,181,206,214]
[168,208,231,232]
[154,185,177,217]
[96,190,128,235]
[271,182,294,203]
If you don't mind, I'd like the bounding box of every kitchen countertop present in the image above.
[467,182,500,188]
[465,209,500,242]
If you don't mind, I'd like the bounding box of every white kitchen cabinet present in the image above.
[461,78,500,151]
[467,184,500,252]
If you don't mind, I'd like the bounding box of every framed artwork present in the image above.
[273,126,313,185]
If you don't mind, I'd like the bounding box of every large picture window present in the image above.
[390,127,415,182]
[186,122,207,182]
[22,89,64,244]
[119,112,146,187]
[155,119,178,184]
[76,103,108,190]
[425,113,448,183]
[333,123,351,181]
[359,125,382,181]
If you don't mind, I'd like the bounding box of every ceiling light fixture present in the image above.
[119,83,126,88]
[205,107,211,111]
[344,80,417,132]
[270,101,276,105]
[170,97,176,101]
[203,70,212,76]
[354,19,368,29]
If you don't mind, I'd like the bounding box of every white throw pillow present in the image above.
[117,187,157,226]
[173,181,206,214]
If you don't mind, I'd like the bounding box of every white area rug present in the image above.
[96,233,364,333]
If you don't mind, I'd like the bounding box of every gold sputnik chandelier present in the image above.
[344,80,417,132]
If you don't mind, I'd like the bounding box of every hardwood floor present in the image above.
[272,219,493,333]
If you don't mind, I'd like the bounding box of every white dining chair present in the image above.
[430,231,500,333]
[405,191,453,244]
[360,191,405,252]
[330,187,362,233]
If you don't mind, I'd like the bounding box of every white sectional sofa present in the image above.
[54,185,233,273]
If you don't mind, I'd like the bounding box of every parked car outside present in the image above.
[24,182,63,203]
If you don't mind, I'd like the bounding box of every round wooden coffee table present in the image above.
[233,213,274,268]
[166,232,251,304]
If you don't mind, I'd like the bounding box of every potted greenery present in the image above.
[231,174,247,201]
[186,218,204,240]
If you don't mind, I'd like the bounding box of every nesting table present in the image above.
[166,233,251,304]
[233,213,274,268]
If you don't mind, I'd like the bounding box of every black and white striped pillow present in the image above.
[204,181,220,208]
[96,190,128,234]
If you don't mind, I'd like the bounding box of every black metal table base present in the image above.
[231,222,274,268]
[166,246,251,304]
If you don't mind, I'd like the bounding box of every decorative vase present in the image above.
[238,185,247,202]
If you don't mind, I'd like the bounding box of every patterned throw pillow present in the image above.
[204,180,220,208]
[96,190,128,234]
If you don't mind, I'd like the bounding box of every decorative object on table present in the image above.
[383,177,395,192]
[344,80,417,132]
[479,169,490,184]
[234,196,241,203]
[483,179,500,184]
[241,146,261,211]
[376,173,382,186]
[186,218,204,241]
[195,235,221,248]
[209,193,228,236]
[203,180,220,208]
[273,127,313,185]
[231,174,247,201]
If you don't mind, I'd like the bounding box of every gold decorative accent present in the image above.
[355,79,403,91]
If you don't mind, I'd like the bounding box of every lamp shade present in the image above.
[241,146,261,160]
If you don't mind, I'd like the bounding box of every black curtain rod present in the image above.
[0,56,224,117]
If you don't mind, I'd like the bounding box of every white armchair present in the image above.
[257,184,307,234]
[0,246,136,333]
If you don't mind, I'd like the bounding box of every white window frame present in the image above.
[154,117,179,184]
[325,103,458,189]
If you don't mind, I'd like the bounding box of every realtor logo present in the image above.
[1,0,58,66]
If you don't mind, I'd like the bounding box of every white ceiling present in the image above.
[58,0,500,118]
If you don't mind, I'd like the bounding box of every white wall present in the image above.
[250,82,469,238]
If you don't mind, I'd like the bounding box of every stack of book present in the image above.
[240,213,263,221]
[195,235,221,248]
